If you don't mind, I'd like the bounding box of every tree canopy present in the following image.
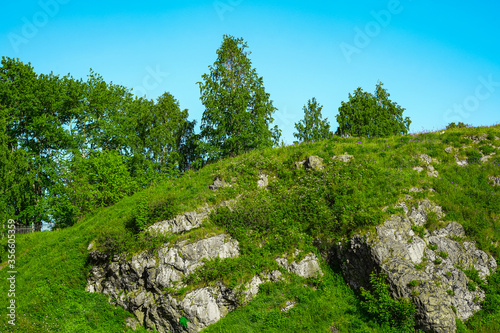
[293,97,332,142]
[336,82,411,137]
[0,57,198,229]
[198,35,280,161]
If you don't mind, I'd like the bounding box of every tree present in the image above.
[293,97,332,142]
[198,35,280,161]
[336,82,411,137]
[0,57,74,229]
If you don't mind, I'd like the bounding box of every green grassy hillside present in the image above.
[1,125,500,332]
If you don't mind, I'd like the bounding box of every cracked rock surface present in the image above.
[335,199,497,333]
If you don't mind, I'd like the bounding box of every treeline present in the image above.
[0,58,199,229]
[0,34,411,230]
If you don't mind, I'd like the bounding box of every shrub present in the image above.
[446,122,470,130]
[466,149,482,164]
[360,272,416,332]
[479,144,496,155]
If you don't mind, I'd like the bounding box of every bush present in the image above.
[466,149,482,164]
[360,271,416,332]
[479,144,496,155]
[446,122,470,130]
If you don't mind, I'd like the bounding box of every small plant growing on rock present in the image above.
[428,244,438,251]
[412,225,426,238]
[447,289,455,296]
[437,251,448,259]
[434,258,443,265]
[446,271,452,277]
[467,281,477,291]
[408,280,419,288]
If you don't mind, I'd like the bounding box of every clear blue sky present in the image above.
[1,0,499,144]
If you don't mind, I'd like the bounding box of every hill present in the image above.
[1,124,500,332]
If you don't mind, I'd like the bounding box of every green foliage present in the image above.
[293,97,332,143]
[412,225,426,238]
[336,82,411,138]
[468,281,477,291]
[180,316,189,328]
[437,251,449,259]
[428,244,438,251]
[479,144,496,155]
[360,271,416,332]
[446,122,470,130]
[408,280,419,288]
[198,35,280,162]
[466,149,482,164]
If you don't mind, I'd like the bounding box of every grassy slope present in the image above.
[1,125,499,333]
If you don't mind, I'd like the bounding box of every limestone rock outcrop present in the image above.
[87,234,242,332]
[276,251,323,279]
[335,199,497,333]
[295,156,325,170]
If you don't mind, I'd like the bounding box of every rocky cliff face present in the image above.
[335,198,497,333]
[86,205,323,332]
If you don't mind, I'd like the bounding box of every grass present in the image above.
[1,124,500,332]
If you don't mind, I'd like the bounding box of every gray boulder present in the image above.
[276,251,323,278]
[87,234,241,332]
[296,156,325,170]
[335,199,496,333]
[332,152,354,162]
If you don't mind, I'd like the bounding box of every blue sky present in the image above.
[1,0,499,144]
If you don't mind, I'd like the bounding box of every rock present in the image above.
[335,199,496,333]
[329,323,340,333]
[148,208,210,235]
[409,187,422,192]
[126,317,140,330]
[444,147,454,154]
[413,166,424,173]
[464,134,487,143]
[489,176,500,186]
[455,154,468,167]
[155,234,240,289]
[209,177,226,190]
[295,156,325,170]
[332,152,354,162]
[280,300,296,312]
[427,165,439,178]
[305,156,325,170]
[87,234,241,332]
[418,154,439,165]
[257,173,269,189]
[147,199,238,236]
[276,251,323,278]
[481,155,493,163]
